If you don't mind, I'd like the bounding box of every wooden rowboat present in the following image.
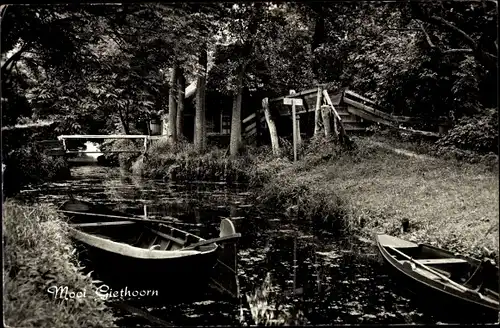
[60,200,239,297]
[376,234,499,319]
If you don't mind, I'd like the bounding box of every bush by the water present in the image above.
[98,138,144,170]
[134,138,254,183]
[3,144,71,196]
[3,201,116,327]
[252,137,352,232]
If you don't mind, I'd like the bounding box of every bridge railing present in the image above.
[56,135,164,154]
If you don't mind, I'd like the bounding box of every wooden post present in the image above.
[143,137,148,153]
[290,90,298,162]
[314,86,323,136]
[333,115,339,140]
[293,234,297,295]
[143,204,147,219]
[283,93,303,161]
[161,114,169,136]
[321,105,331,137]
[323,90,347,144]
[296,114,302,148]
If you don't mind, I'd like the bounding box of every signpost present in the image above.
[283,91,303,162]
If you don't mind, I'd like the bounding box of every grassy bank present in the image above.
[133,135,497,259]
[128,138,261,183]
[3,201,116,327]
[255,136,498,260]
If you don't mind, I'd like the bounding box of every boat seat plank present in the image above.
[146,227,187,246]
[402,261,452,279]
[71,221,137,228]
[484,288,499,298]
[416,258,468,265]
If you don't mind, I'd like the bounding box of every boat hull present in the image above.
[380,255,498,322]
[73,239,218,300]
[60,200,220,301]
[376,234,499,322]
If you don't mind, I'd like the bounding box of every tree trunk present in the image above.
[118,113,130,135]
[1,42,30,83]
[230,64,245,158]
[176,67,185,140]
[194,47,207,153]
[311,7,325,82]
[321,105,331,137]
[262,97,280,156]
[314,86,323,136]
[118,102,131,135]
[168,63,179,144]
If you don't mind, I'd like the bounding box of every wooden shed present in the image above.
[266,86,448,140]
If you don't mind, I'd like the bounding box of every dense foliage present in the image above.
[1,2,497,152]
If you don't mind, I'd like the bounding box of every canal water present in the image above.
[17,166,495,326]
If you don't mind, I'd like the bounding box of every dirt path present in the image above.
[363,139,437,161]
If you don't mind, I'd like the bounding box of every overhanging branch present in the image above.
[430,15,477,48]
[419,22,436,48]
[418,22,474,55]
[427,14,498,63]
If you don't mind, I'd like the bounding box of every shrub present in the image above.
[138,139,254,183]
[3,201,117,328]
[436,108,498,154]
[255,169,348,234]
[3,144,71,196]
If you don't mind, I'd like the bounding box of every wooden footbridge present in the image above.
[40,135,164,157]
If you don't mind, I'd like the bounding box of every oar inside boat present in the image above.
[182,218,242,250]
[387,245,470,292]
[58,209,178,226]
[183,233,242,250]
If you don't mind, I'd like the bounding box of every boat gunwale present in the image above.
[69,223,219,260]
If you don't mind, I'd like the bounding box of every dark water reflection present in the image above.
[17,166,495,326]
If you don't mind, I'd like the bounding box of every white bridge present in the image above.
[56,135,165,154]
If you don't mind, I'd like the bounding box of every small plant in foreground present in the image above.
[246,272,306,326]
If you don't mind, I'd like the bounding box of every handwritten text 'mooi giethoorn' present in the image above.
[47,284,159,300]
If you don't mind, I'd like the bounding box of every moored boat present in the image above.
[376,234,499,320]
[60,200,239,299]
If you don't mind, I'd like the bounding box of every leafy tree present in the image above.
[1,5,103,127]
[300,1,497,123]
[207,3,314,156]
